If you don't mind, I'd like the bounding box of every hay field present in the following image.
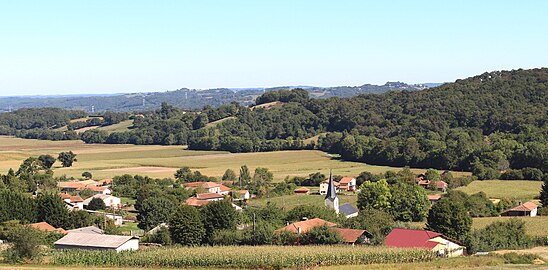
[0,136,466,181]
[455,180,542,200]
[248,193,358,210]
[472,216,548,237]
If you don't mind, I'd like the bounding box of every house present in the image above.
[61,193,84,210]
[83,194,121,209]
[219,184,232,196]
[54,233,139,252]
[319,179,339,195]
[185,197,211,207]
[325,170,339,214]
[195,192,225,201]
[332,228,371,244]
[67,226,104,235]
[275,218,337,234]
[84,210,124,226]
[84,185,112,195]
[339,177,357,192]
[385,228,465,257]
[58,180,95,192]
[234,190,250,201]
[435,181,448,192]
[183,182,222,194]
[29,222,66,234]
[339,203,359,218]
[502,201,538,217]
[294,187,310,195]
[427,194,442,204]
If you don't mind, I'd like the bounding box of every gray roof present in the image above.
[339,203,358,216]
[55,233,136,249]
[325,170,337,201]
[67,226,104,235]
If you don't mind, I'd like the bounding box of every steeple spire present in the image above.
[325,169,337,201]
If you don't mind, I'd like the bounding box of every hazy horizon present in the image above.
[1,0,547,96]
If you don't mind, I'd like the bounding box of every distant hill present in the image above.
[0,82,437,113]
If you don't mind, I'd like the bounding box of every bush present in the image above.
[499,252,540,264]
[272,230,298,245]
[466,219,531,253]
[86,197,106,210]
[300,225,342,245]
[211,229,243,246]
[3,225,47,263]
[141,227,172,246]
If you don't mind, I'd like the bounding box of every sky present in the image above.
[0,0,547,96]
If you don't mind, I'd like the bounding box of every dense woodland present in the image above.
[0,69,547,179]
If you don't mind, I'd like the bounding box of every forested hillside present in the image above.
[1,69,546,178]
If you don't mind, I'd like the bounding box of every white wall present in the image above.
[115,239,139,252]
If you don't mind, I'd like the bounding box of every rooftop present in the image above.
[55,233,136,249]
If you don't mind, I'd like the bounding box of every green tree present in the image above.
[36,193,70,229]
[357,179,391,210]
[3,225,47,263]
[174,167,192,182]
[78,188,95,199]
[201,200,238,243]
[137,196,177,231]
[222,169,237,181]
[239,165,250,186]
[87,197,106,210]
[426,198,472,241]
[540,178,548,207]
[300,225,342,245]
[286,204,338,223]
[389,182,430,222]
[341,208,394,245]
[169,205,205,246]
[57,151,77,167]
[81,171,92,179]
[37,154,56,169]
[0,190,37,223]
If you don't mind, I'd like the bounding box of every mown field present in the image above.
[249,193,358,210]
[0,136,465,181]
[456,180,542,200]
[472,216,548,237]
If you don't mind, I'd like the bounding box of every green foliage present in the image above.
[201,200,238,243]
[37,154,56,169]
[81,171,92,179]
[36,193,70,229]
[272,230,299,245]
[87,197,106,211]
[466,219,532,253]
[389,182,429,222]
[57,151,77,167]
[300,225,343,245]
[222,169,237,181]
[341,209,394,245]
[78,188,95,199]
[426,197,472,241]
[498,253,540,264]
[3,225,47,263]
[137,196,177,231]
[211,229,243,246]
[357,179,391,210]
[141,227,172,246]
[169,205,205,246]
[0,190,37,223]
[541,178,548,207]
[286,204,338,223]
[445,190,498,217]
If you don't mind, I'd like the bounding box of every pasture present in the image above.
[472,216,548,237]
[0,136,456,181]
[456,180,542,200]
[248,193,358,210]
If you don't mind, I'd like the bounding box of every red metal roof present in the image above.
[385,228,442,249]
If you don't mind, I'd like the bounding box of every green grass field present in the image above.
[0,136,458,181]
[455,180,542,200]
[472,216,548,237]
[96,120,134,133]
[248,193,358,210]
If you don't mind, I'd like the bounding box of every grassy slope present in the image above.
[472,216,548,237]
[96,120,134,133]
[0,136,454,181]
[248,193,358,210]
[455,180,542,200]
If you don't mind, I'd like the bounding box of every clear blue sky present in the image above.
[1,0,547,96]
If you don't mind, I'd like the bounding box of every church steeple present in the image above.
[324,169,339,213]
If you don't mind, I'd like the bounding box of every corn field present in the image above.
[51,245,435,269]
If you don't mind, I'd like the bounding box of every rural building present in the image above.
[275,218,337,234]
[427,194,441,204]
[66,226,104,235]
[54,233,139,252]
[332,228,371,244]
[502,201,538,217]
[339,177,357,192]
[219,184,232,196]
[324,171,339,214]
[234,190,250,201]
[385,228,465,257]
[294,187,310,195]
[83,194,121,209]
[85,185,112,195]
[195,192,225,201]
[61,193,84,210]
[29,222,66,234]
[434,181,448,192]
[183,182,222,194]
[185,197,211,207]
[339,203,359,218]
[319,179,339,195]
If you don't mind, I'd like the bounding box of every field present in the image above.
[456,180,542,200]
[249,193,357,210]
[0,136,462,181]
[472,216,548,237]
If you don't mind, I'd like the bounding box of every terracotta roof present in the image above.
[275,218,337,234]
[60,193,71,199]
[30,222,66,234]
[505,201,538,212]
[436,181,448,189]
[70,195,84,202]
[332,228,367,243]
[219,184,232,192]
[385,228,443,249]
[427,194,441,201]
[294,187,310,193]
[81,185,109,192]
[238,190,249,195]
[55,233,136,249]
[195,192,224,200]
[185,197,210,206]
[339,177,355,184]
[183,182,221,189]
[322,179,340,186]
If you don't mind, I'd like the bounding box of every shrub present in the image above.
[300,225,342,245]
[86,197,106,210]
[211,229,243,246]
[141,227,172,246]
[272,230,298,245]
[499,252,540,264]
[466,219,531,253]
[3,225,47,263]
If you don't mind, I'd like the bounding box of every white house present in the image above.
[502,201,538,217]
[339,177,357,192]
[183,182,222,193]
[83,194,122,209]
[55,233,138,252]
[319,179,339,195]
[234,190,250,201]
[386,228,465,257]
[61,193,84,210]
[324,171,339,214]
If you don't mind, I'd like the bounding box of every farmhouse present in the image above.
[319,179,339,195]
[294,187,310,195]
[427,194,441,204]
[183,182,222,194]
[385,228,465,257]
[29,222,66,234]
[83,194,121,209]
[275,218,337,234]
[234,190,250,201]
[339,177,357,192]
[60,193,84,210]
[502,201,538,217]
[332,228,371,244]
[54,233,139,252]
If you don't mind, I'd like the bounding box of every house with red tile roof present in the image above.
[234,190,250,201]
[30,222,67,234]
[426,194,442,204]
[339,177,356,192]
[61,193,85,210]
[275,218,337,234]
[183,182,222,194]
[385,228,465,257]
[332,228,371,244]
[502,201,538,217]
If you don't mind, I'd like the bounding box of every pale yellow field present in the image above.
[0,136,468,181]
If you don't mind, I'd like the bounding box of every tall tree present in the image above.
[540,177,548,207]
[201,200,238,243]
[222,169,237,181]
[57,151,77,167]
[137,196,177,231]
[426,198,471,241]
[37,154,56,169]
[35,193,70,229]
[169,205,205,246]
[389,182,430,222]
[357,179,391,210]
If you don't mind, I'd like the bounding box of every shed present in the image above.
[55,233,139,252]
